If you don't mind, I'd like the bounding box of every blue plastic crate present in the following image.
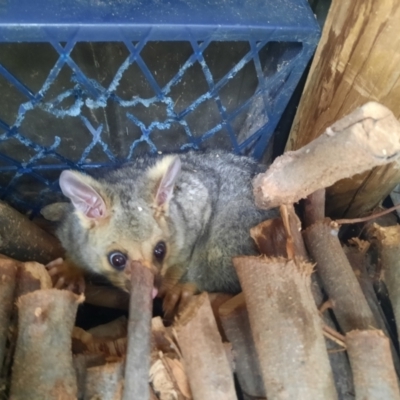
[0,0,320,215]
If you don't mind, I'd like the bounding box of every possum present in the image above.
[55,151,275,313]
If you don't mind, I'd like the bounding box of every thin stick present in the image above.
[323,325,346,348]
[219,293,266,399]
[122,261,155,400]
[336,203,400,225]
[346,330,400,400]
[304,219,377,332]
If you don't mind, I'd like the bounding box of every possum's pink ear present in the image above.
[153,156,181,208]
[59,170,107,219]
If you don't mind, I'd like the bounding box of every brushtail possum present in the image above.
[56,151,275,313]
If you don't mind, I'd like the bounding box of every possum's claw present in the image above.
[162,281,199,320]
[46,258,85,294]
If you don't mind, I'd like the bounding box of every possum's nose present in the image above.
[123,259,160,298]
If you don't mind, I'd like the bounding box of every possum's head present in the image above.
[58,156,182,295]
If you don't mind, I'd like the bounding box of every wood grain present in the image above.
[286,0,400,217]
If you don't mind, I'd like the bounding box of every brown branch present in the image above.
[253,102,400,209]
[233,256,337,399]
[0,258,18,371]
[0,201,64,264]
[122,261,155,400]
[84,283,129,310]
[346,330,400,400]
[10,289,82,399]
[303,219,377,332]
[219,293,266,399]
[174,292,237,400]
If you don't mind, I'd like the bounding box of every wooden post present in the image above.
[285,0,400,217]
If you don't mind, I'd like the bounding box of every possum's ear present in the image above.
[59,170,107,219]
[149,156,181,210]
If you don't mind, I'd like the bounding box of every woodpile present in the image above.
[1,102,400,399]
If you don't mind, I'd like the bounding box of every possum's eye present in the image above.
[108,251,127,270]
[153,241,166,262]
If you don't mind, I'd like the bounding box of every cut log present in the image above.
[286,0,400,218]
[0,201,64,263]
[174,292,237,400]
[304,219,377,332]
[219,293,266,399]
[234,256,337,400]
[369,224,400,343]
[10,289,82,400]
[346,330,400,400]
[253,102,400,210]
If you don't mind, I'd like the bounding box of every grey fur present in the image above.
[57,151,276,294]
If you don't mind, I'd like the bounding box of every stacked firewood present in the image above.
[1,102,400,399]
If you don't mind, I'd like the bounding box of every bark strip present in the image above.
[174,292,237,400]
[253,102,400,209]
[219,293,266,399]
[10,289,82,400]
[346,330,400,400]
[304,219,376,332]
[122,261,154,400]
[234,256,337,400]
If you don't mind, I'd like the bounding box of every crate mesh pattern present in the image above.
[0,0,320,214]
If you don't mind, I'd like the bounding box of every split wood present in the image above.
[219,292,266,399]
[9,289,82,400]
[234,256,337,400]
[253,102,400,209]
[0,201,64,264]
[346,330,400,400]
[150,317,191,400]
[304,219,377,332]
[174,292,237,400]
[122,260,155,400]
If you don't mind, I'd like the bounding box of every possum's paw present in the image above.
[46,258,85,294]
[161,281,199,321]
